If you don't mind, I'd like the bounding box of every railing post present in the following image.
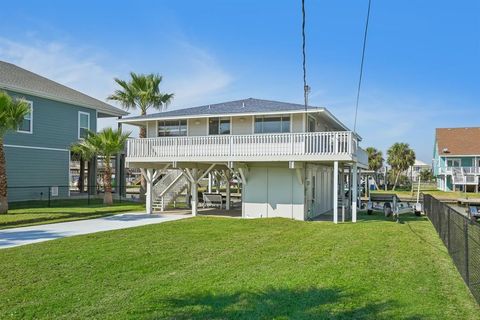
[334,133,339,154]
[291,134,294,155]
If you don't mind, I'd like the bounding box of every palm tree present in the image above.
[108,73,173,200]
[419,168,432,182]
[387,142,416,191]
[0,91,31,214]
[108,72,174,138]
[71,143,95,193]
[72,128,130,205]
[365,147,384,189]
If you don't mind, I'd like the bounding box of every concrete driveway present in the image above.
[0,212,189,249]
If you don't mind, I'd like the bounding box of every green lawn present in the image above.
[0,214,478,319]
[372,188,480,200]
[0,200,144,229]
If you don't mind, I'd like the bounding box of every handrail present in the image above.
[126,131,357,159]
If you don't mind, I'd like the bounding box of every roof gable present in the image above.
[0,61,127,117]
[436,127,480,156]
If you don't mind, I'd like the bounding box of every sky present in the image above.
[0,0,478,163]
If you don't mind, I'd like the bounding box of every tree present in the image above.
[108,72,174,139]
[0,91,31,214]
[108,73,173,200]
[71,143,95,193]
[419,168,433,182]
[365,147,384,189]
[72,128,130,205]
[387,142,416,191]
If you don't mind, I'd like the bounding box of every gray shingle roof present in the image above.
[123,98,323,120]
[0,61,127,117]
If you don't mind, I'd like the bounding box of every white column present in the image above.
[352,163,358,222]
[191,168,198,216]
[333,161,339,224]
[145,168,154,214]
[226,178,231,210]
[208,173,212,193]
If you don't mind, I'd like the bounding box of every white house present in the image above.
[407,160,431,182]
[119,98,368,222]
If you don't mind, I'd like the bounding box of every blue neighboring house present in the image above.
[0,61,127,201]
[433,127,480,193]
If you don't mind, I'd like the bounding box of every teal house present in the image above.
[0,61,127,201]
[433,127,480,193]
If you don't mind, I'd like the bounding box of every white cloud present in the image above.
[0,36,233,136]
[0,37,117,102]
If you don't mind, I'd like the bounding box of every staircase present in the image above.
[152,170,189,212]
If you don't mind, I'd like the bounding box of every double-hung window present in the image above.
[17,101,33,133]
[158,120,187,136]
[254,115,290,134]
[78,112,90,139]
[209,117,230,135]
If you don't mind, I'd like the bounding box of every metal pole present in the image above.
[48,186,51,207]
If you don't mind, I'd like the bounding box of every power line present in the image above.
[301,0,310,128]
[353,0,372,133]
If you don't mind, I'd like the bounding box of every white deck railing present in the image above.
[127,131,363,162]
[439,167,480,175]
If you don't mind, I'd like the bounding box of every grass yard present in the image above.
[372,188,480,200]
[0,200,144,229]
[0,214,478,319]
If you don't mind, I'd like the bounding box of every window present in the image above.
[158,120,187,136]
[17,101,33,133]
[254,115,290,134]
[446,159,461,167]
[78,112,90,139]
[209,117,230,135]
[308,116,316,132]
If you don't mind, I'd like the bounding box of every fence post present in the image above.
[88,186,90,205]
[464,219,470,287]
[48,186,51,207]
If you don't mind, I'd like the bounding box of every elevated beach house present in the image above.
[434,127,480,193]
[1,61,127,201]
[120,98,368,222]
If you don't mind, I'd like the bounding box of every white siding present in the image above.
[146,121,157,138]
[305,163,334,217]
[232,116,253,134]
[291,113,304,133]
[243,165,305,220]
[188,118,208,136]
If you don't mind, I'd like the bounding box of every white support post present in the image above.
[333,161,339,224]
[208,173,212,193]
[226,177,231,210]
[145,168,154,214]
[191,168,198,216]
[352,163,358,222]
